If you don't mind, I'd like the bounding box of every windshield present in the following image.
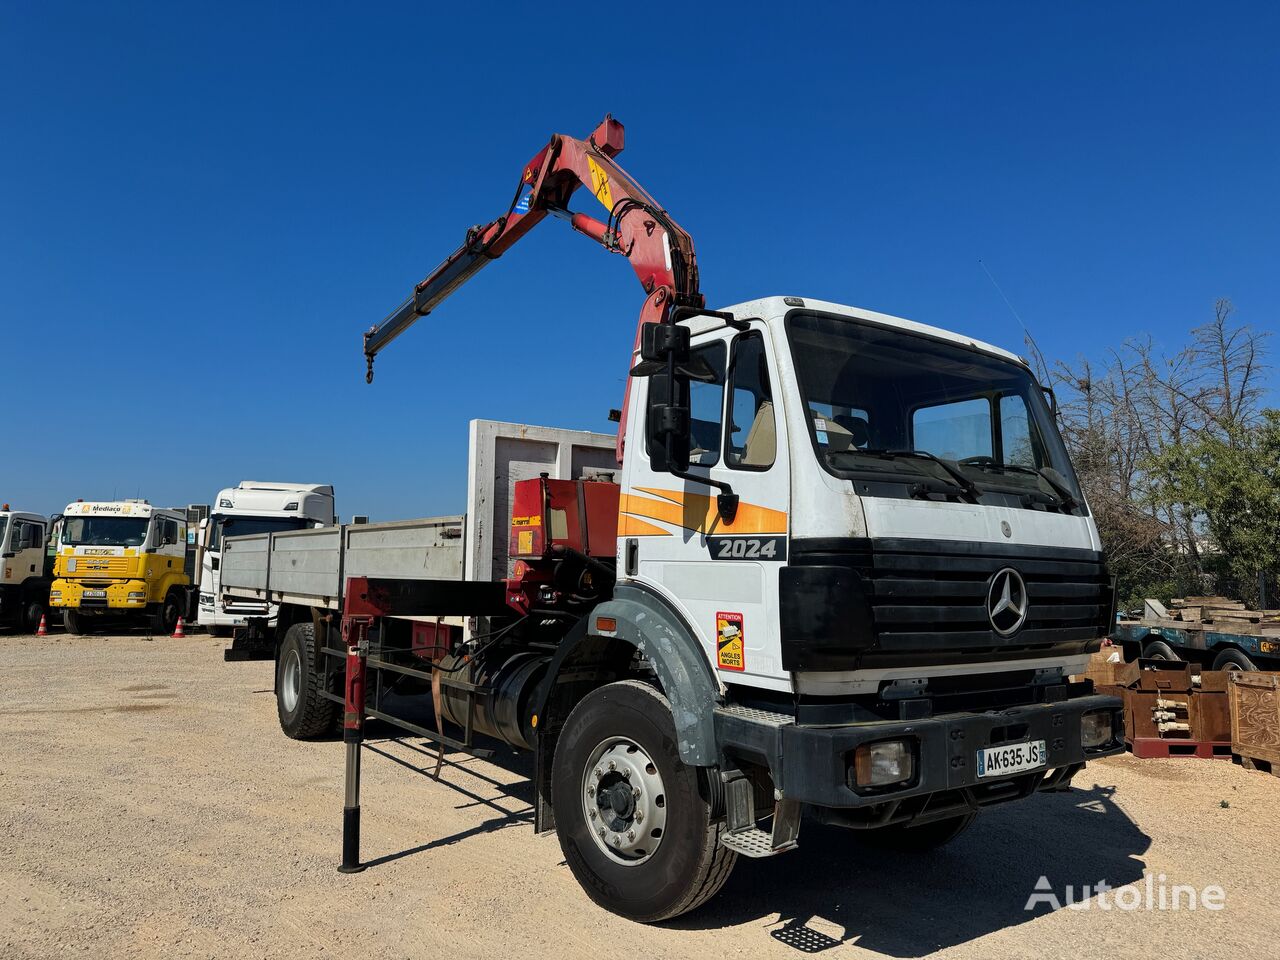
[61,516,150,547]
[787,312,1083,510]
[210,514,309,550]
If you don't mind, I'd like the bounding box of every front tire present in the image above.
[1142,639,1180,661]
[276,623,338,739]
[64,608,89,635]
[551,680,736,922]
[23,599,46,633]
[151,592,183,636]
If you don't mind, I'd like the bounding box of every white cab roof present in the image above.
[702,296,1029,369]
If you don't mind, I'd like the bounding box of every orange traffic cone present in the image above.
[36,613,48,637]
[171,616,186,639]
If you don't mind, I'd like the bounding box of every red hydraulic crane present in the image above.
[362,115,704,461]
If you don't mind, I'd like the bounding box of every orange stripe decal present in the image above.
[617,514,671,537]
[623,488,787,536]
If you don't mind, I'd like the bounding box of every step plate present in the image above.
[721,827,798,858]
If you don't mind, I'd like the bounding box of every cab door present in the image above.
[620,325,791,691]
[4,518,45,584]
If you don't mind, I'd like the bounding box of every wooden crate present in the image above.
[1229,672,1280,766]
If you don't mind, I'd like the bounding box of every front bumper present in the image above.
[50,579,150,610]
[715,693,1124,810]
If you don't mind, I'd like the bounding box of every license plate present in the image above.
[977,740,1046,778]
[83,590,106,599]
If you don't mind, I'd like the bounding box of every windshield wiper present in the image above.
[853,449,983,503]
[997,464,1080,512]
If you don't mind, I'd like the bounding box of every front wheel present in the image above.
[151,592,183,636]
[551,680,736,922]
[64,608,89,635]
[1141,639,1180,661]
[23,599,46,633]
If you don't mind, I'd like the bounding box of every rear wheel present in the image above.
[551,680,736,922]
[861,812,977,851]
[1211,648,1257,672]
[63,608,89,635]
[276,623,338,739]
[1141,639,1180,661]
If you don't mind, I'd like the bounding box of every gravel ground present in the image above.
[2,631,1277,960]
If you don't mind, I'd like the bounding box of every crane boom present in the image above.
[362,117,705,453]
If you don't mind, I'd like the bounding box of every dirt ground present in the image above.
[2,631,1277,960]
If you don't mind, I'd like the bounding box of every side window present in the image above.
[687,342,726,466]
[912,397,992,461]
[726,334,776,468]
[999,394,1040,467]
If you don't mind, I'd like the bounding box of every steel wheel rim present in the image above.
[281,648,302,713]
[581,736,668,866]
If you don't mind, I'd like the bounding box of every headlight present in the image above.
[127,591,146,600]
[49,590,61,599]
[1081,710,1113,748]
[851,739,915,788]
[199,593,214,606]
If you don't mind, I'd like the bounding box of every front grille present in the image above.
[70,556,133,577]
[786,537,1113,669]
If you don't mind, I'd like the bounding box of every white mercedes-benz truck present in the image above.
[244,118,1124,923]
[197,481,334,637]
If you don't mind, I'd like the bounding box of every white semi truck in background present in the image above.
[197,481,334,639]
[0,507,54,633]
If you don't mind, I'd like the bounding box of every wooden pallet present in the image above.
[1128,737,1233,760]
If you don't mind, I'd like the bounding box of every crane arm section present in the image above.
[362,115,703,395]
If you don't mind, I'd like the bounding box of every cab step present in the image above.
[721,826,798,858]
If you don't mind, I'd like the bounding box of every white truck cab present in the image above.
[620,297,1109,697]
[0,507,53,632]
[198,481,335,635]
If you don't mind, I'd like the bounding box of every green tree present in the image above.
[1151,410,1280,608]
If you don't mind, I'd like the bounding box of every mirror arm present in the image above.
[667,467,739,523]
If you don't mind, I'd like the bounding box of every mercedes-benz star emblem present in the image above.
[987,567,1028,636]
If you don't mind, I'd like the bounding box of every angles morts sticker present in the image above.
[716,612,745,672]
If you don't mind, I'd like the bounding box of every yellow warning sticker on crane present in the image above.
[716,612,745,672]
[588,156,613,211]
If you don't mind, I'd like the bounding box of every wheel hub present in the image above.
[281,649,301,713]
[582,737,667,865]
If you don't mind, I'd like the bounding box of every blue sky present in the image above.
[3,2,1277,520]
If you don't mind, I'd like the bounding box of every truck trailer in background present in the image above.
[197,481,335,638]
[0,507,54,632]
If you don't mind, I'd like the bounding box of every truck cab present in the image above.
[620,297,1112,697]
[51,499,192,634]
[197,481,335,636]
[0,507,53,632]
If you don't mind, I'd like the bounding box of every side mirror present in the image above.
[646,372,692,473]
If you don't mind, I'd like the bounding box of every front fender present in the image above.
[536,584,722,766]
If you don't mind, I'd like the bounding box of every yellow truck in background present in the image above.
[51,499,195,635]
